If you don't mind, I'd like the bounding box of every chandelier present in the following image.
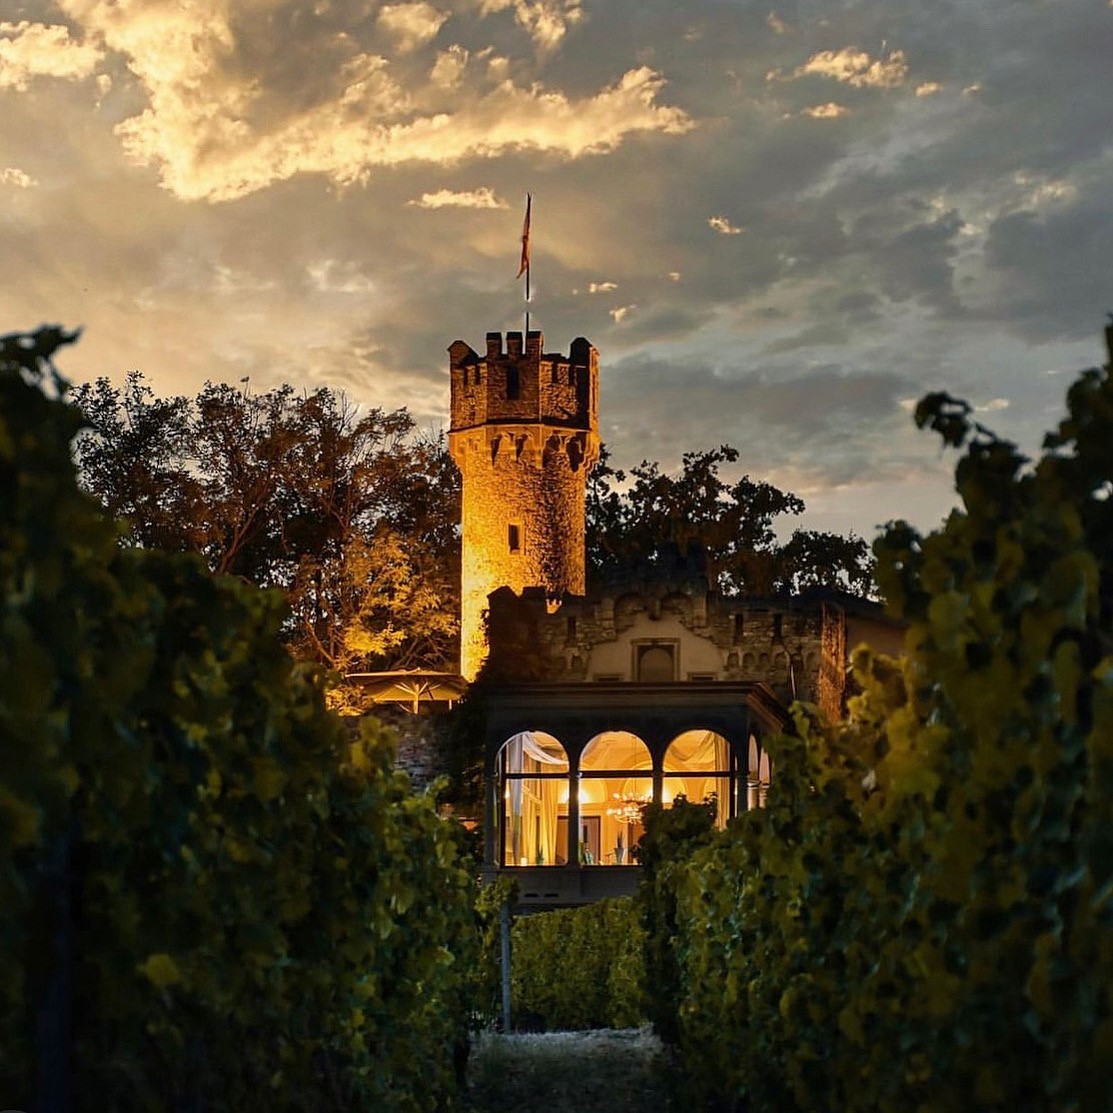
[606,792,649,825]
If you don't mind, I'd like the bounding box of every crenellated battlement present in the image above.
[448,330,598,435]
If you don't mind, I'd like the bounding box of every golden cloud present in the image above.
[57,1,691,202]
[801,102,849,118]
[1,166,37,187]
[0,20,103,89]
[708,215,744,235]
[478,0,583,51]
[408,187,507,208]
[793,47,908,89]
[378,3,449,53]
[430,44,469,87]
[306,260,377,295]
[588,281,617,292]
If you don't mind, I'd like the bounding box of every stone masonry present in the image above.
[484,546,897,722]
[448,330,600,680]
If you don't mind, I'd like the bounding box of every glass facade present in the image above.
[498,727,769,866]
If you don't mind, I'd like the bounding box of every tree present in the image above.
[71,373,461,677]
[586,444,874,596]
[287,528,458,712]
[69,371,204,553]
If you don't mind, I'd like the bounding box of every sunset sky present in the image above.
[3,0,1112,543]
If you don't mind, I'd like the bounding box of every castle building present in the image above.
[443,330,901,907]
[448,330,600,680]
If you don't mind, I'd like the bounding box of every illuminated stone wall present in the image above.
[370,705,449,790]
[486,586,814,705]
[486,569,900,713]
[449,330,599,679]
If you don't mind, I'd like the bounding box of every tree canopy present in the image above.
[586,444,875,596]
[71,373,460,695]
[73,375,876,698]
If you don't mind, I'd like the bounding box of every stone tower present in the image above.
[448,330,600,680]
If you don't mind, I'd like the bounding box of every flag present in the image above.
[516,192,531,279]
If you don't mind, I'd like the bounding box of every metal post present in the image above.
[35,823,74,1113]
[499,900,512,1033]
[568,757,580,868]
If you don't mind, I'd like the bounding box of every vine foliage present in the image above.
[509,898,646,1032]
[641,327,1113,1112]
[0,327,476,1111]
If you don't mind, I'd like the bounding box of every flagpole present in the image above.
[518,192,532,336]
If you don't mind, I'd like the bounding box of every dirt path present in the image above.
[465,1027,674,1112]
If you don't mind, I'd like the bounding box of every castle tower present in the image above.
[448,330,599,680]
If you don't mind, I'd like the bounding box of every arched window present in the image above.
[579,731,651,865]
[664,730,734,829]
[499,732,568,867]
[506,366,520,400]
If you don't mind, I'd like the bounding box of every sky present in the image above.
[3,0,1112,545]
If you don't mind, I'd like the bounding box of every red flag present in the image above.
[516,192,531,279]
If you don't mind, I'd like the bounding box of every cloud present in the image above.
[0,20,103,89]
[708,215,744,235]
[792,48,909,89]
[477,0,583,51]
[766,12,789,35]
[915,82,941,97]
[602,355,923,489]
[975,398,1009,412]
[801,102,849,119]
[408,186,507,208]
[609,304,636,322]
[430,44,468,87]
[1,166,36,188]
[306,260,376,295]
[53,1,693,203]
[667,271,681,282]
[377,3,448,53]
[983,199,1113,340]
[588,280,617,292]
[1013,174,1077,208]
[854,206,966,315]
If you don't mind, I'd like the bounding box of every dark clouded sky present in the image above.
[3,0,1112,542]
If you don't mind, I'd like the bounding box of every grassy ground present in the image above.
[464,1027,674,1112]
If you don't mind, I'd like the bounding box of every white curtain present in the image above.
[505,731,567,766]
[665,730,727,771]
[504,732,566,865]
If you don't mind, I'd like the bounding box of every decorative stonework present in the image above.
[485,555,899,723]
